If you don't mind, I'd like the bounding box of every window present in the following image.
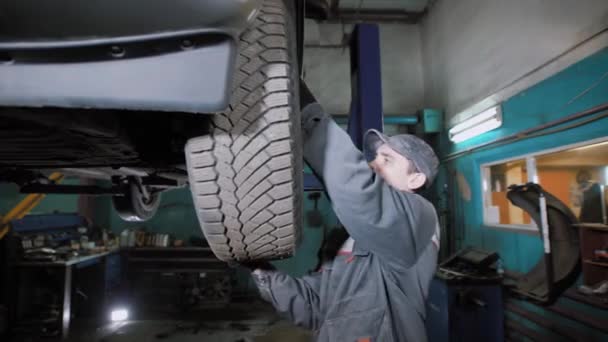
[536,142,608,221]
[483,158,533,227]
[482,139,608,231]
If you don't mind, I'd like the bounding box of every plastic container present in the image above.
[120,230,129,247]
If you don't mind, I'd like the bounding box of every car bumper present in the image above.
[0,0,261,114]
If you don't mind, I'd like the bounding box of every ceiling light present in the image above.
[449,105,503,143]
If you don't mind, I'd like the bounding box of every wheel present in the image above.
[112,179,161,222]
[185,0,302,262]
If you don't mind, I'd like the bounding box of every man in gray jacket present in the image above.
[249,83,440,341]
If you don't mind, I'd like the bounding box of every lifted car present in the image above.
[0,0,316,262]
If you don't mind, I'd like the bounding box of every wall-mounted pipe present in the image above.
[334,115,418,125]
[303,0,425,23]
[329,9,424,24]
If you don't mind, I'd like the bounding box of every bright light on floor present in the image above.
[110,308,129,322]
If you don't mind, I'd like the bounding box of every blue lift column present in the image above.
[347,23,384,148]
[303,23,383,191]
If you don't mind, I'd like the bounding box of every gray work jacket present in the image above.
[253,103,439,342]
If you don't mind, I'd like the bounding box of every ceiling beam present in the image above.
[304,0,427,23]
[330,9,425,24]
[330,0,340,18]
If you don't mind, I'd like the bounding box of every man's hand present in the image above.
[239,261,276,303]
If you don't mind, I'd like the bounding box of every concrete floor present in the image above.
[90,320,311,342]
[67,302,312,342]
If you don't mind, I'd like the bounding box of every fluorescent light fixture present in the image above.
[110,308,129,322]
[572,140,608,152]
[449,105,503,143]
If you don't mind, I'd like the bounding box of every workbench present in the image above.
[122,247,232,310]
[11,249,120,340]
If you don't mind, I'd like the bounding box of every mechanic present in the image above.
[247,81,440,342]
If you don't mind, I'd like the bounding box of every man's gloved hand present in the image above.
[239,261,276,303]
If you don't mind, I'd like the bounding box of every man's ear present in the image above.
[408,172,427,190]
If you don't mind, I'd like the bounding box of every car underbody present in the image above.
[0,0,316,261]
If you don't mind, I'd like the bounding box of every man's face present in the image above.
[369,144,426,192]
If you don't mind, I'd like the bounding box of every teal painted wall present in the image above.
[0,175,335,294]
[0,178,81,216]
[442,47,608,273]
[94,181,338,290]
[0,178,155,230]
[438,47,608,339]
[94,187,203,240]
[95,185,337,276]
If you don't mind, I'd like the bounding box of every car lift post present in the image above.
[347,24,384,149]
[304,23,384,191]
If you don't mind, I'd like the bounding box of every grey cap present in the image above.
[363,129,439,188]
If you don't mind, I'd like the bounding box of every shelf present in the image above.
[123,247,212,252]
[135,268,228,274]
[573,223,608,232]
[128,257,219,263]
[584,259,608,268]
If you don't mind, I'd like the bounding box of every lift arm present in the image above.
[0,172,64,239]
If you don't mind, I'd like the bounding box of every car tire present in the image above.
[112,179,162,222]
[185,0,302,262]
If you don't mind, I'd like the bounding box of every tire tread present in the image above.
[185,0,301,261]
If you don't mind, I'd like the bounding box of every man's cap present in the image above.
[363,129,439,188]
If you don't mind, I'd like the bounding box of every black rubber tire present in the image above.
[185,0,302,262]
[112,182,161,222]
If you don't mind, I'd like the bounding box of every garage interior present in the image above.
[1,0,608,341]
